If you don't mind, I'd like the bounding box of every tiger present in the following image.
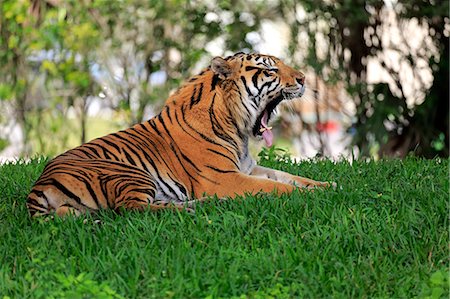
[27,52,333,217]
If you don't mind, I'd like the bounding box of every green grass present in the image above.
[0,154,448,298]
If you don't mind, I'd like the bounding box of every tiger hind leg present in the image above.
[28,158,194,217]
[55,204,82,217]
[27,159,154,217]
[109,176,193,213]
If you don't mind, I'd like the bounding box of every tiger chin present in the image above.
[27,52,334,217]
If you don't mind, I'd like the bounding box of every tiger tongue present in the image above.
[261,111,273,147]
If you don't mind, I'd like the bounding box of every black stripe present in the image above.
[189,85,198,108]
[81,176,101,209]
[207,148,239,168]
[205,165,237,173]
[101,138,122,153]
[27,197,47,209]
[190,82,204,108]
[156,114,217,186]
[266,78,281,94]
[42,178,88,207]
[251,69,262,90]
[99,178,113,209]
[245,66,261,71]
[83,145,100,157]
[165,106,173,124]
[158,178,180,198]
[241,76,253,96]
[73,147,98,159]
[259,79,276,93]
[31,189,48,202]
[148,119,162,135]
[167,142,216,186]
[113,130,164,169]
[230,117,245,144]
[158,113,175,140]
[188,75,198,82]
[174,181,187,197]
[150,110,221,187]
[209,96,239,151]
[181,103,224,147]
[138,122,151,132]
[119,130,149,167]
[174,110,202,142]
[180,151,202,172]
[211,74,220,91]
[173,152,201,184]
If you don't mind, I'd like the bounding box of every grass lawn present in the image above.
[0,153,448,298]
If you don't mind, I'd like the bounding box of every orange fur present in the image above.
[27,53,332,217]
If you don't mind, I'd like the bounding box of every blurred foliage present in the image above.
[280,0,449,158]
[0,0,270,155]
[0,0,448,158]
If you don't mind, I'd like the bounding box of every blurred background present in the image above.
[0,0,448,162]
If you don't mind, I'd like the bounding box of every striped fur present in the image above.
[27,53,332,217]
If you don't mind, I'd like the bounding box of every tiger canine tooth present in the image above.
[259,126,272,133]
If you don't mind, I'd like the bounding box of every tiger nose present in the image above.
[295,77,305,85]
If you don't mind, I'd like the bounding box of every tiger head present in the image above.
[210,53,306,147]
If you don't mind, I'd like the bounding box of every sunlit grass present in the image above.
[0,155,448,298]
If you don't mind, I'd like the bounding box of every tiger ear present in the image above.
[211,57,234,79]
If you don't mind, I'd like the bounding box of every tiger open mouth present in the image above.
[252,84,305,147]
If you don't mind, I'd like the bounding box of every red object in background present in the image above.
[316,121,339,133]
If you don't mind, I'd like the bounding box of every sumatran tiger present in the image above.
[27,52,333,217]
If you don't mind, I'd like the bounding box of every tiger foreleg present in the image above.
[250,165,334,189]
[202,173,298,199]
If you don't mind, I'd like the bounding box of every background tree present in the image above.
[280,0,449,158]
[389,0,449,158]
[0,0,269,154]
[0,0,37,154]
[0,0,101,155]
[37,1,101,146]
